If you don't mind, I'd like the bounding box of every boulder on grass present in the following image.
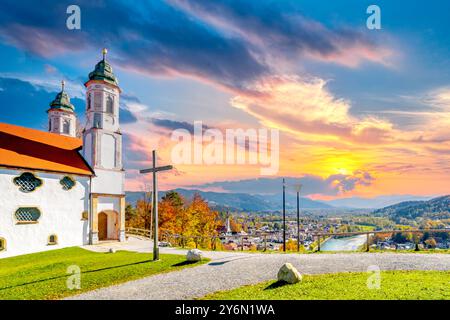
[109,248,116,253]
[186,249,203,262]
[277,263,302,284]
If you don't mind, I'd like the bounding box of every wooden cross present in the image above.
[139,150,173,261]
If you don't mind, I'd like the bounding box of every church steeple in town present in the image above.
[47,80,77,137]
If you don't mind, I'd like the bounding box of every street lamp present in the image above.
[282,178,286,252]
[294,183,302,252]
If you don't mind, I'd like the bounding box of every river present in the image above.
[321,234,367,251]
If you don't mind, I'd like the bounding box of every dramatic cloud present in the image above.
[169,0,392,68]
[150,118,209,134]
[2,0,449,198]
[0,0,391,94]
[231,75,394,144]
[0,0,267,92]
[190,171,375,196]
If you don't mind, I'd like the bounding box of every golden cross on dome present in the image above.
[61,80,65,91]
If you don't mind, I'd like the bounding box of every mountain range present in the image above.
[125,188,436,211]
[373,195,450,221]
[126,189,332,211]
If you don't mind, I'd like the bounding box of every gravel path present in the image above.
[69,237,450,300]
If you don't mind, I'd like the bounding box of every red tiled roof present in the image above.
[0,123,94,176]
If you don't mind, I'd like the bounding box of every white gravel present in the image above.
[68,237,450,300]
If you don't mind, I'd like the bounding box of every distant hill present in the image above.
[373,195,450,221]
[125,188,333,212]
[327,195,433,209]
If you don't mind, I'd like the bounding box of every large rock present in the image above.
[186,249,203,262]
[277,263,302,284]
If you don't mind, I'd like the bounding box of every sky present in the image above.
[0,0,450,199]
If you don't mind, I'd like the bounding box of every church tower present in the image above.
[83,48,125,244]
[47,80,77,137]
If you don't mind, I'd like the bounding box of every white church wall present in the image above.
[86,84,120,132]
[84,132,92,167]
[90,169,125,195]
[97,196,120,212]
[0,168,90,258]
[101,133,116,169]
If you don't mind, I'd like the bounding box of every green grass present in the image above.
[0,247,206,300]
[202,271,450,300]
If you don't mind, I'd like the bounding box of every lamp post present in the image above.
[282,178,286,252]
[294,183,302,252]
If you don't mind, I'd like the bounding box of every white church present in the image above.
[0,49,126,258]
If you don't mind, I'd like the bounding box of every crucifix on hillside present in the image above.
[139,150,173,261]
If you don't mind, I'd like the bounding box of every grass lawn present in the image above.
[0,247,206,300]
[202,271,450,300]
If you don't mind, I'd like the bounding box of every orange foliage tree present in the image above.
[158,191,220,249]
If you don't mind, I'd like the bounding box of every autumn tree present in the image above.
[125,204,136,223]
[159,191,186,244]
[132,191,152,231]
[425,238,437,248]
[230,216,243,233]
[186,193,220,248]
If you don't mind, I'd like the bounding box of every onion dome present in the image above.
[87,48,118,86]
[49,80,75,112]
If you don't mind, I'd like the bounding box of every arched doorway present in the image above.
[98,210,119,241]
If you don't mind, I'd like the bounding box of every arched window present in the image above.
[48,234,58,245]
[15,207,41,223]
[49,119,52,131]
[87,93,91,110]
[63,119,70,134]
[93,113,102,128]
[94,92,102,110]
[13,172,43,193]
[106,96,114,114]
[60,176,76,190]
[0,238,5,251]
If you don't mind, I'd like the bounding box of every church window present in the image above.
[49,119,52,131]
[106,96,114,114]
[94,113,102,128]
[13,172,43,193]
[87,93,91,110]
[15,207,41,223]
[60,176,76,190]
[94,92,102,110]
[48,234,58,245]
[0,238,5,251]
[63,120,70,134]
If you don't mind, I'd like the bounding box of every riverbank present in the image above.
[321,234,367,251]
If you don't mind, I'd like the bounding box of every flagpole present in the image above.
[282,178,286,252]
